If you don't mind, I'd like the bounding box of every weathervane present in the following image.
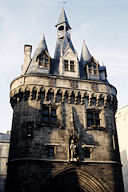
[61,1,67,6]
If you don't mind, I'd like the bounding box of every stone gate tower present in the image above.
[6,8,124,192]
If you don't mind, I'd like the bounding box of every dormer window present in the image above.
[39,56,49,69]
[88,64,97,74]
[64,60,75,72]
[37,50,50,70]
[86,58,99,80]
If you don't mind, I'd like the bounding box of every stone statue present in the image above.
[70,139,77,161]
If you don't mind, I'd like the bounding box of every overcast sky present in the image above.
[0,0,128,132]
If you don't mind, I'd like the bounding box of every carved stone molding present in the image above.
[90,83,99,91]
[48,78,56,87]
[70,80,78,88]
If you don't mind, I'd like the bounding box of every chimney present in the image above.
[22,45,32,75]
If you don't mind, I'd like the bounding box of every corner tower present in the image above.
[6,8,124,192]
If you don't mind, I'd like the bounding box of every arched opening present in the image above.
[39,168,108,192]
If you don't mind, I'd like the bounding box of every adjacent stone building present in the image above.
[116,106,128,192]
[0,133,10,192]
[6,8,124,192]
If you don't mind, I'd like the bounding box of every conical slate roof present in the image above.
[80,41,92,68]
[33,34,48,58]
[56,8,71,29]
[26,34,49,74]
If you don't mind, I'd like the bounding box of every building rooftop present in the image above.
[0,133,10,141]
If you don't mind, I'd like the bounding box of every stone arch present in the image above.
[47,88,54,102]
[106,95,112,109]
[64,90,69,103]
[55,89,62,103]
[98,94,104,107]
[90,93,97,107]
[83,92,89,107]
[18,87,24,102]
[77,91,81,104]
[38,87,45,102]
[31,87,37,100]
[24,87,30,100]
[39,167,108,192]
[70,91,75,104]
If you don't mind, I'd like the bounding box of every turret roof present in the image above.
[80,41,92,68]
[26,34,49,74]
[56,8,71,29]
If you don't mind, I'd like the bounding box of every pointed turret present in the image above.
[56,8,71,40]
[26,34,50,74]
[56,8,71,29]
[33,34,48,58]
[80,41,92,68]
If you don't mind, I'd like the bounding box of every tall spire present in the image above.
[56,7,71,29]
[80,41,92,68]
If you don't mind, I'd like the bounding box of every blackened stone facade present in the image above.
[6,8,124,192]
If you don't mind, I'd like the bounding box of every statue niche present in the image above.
[69,135,79,161]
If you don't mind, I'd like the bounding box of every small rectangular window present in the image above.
[93,65,96,69]
[64,60,69,71]
[39,58,43,62]
[87,110,100,128]
[39,56,49,69]
[45,58,48,63]
[47,146,54,157]
[84,147,91,158]
[42,106,57,123]
[70,61,74,71]
[88,64,92,69]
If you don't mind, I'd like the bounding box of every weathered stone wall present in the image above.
[6,74,124,192]
[116,106,128,192]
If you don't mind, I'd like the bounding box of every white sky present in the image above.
[0,0,128,132]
